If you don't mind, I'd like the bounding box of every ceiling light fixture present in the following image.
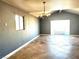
[38,1,48,19]
[43,1,46,16]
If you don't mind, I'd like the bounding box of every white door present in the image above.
[51,20,70,35]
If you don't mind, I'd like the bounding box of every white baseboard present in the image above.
[71,35,79,36]
[40,34,50,36]
[2,35,40,59]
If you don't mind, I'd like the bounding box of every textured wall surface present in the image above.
[40,10,79,35]
[0,1,39,58]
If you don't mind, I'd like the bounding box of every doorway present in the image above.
[50,20,70,35]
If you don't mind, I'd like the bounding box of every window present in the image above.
[15,15,24,30]
[50,20,70,35]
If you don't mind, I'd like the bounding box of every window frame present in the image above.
[15,14,24,30]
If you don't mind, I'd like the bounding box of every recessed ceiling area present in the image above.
[1,0,79,17]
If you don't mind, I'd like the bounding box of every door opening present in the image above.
[50,20,70,35]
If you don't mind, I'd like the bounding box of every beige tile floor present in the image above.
[8,35,79,59]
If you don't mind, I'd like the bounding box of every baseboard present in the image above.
[71,35,79,36]
[2,35,40,59]
[40,34,79,36]
[40,34,50,35]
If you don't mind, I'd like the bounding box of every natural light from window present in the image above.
[15,15,24,30]
[51,20,70,35]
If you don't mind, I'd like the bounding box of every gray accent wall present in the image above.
[0,1,39,58]
[40,10,79,35]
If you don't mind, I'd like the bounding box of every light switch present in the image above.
[5,23,7,26]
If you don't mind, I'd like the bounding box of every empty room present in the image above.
[0,0,79,59]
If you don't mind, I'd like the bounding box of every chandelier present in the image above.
[43,1,46,16]
[38,1,48,19]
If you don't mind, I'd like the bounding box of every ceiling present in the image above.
[1,0,79,17]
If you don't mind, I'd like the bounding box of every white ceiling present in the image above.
[1,0,79,17]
